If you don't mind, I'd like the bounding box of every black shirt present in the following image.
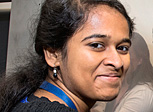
[11,94,77,112]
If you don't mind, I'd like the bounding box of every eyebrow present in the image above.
[81,33,131,45]
[119,38,132,45]
[81,34,108,42]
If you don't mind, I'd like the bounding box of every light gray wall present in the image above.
[6,0,43,71]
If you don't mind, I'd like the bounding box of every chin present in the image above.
[96,89,119,101]
[96,94,118,102]
[105,94,118,101]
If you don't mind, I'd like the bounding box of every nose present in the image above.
[103,49,123,70]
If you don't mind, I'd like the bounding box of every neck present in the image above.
[46,76,95,112]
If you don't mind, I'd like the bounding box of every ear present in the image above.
[43,48,60,67]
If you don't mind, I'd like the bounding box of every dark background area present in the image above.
[0,0,11,2]
[0,1,11,75]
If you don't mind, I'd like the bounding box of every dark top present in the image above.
[11,94,77,112]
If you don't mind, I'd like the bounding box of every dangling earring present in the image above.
[53,67,57,78]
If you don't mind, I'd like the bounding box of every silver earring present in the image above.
[53,67,57,78]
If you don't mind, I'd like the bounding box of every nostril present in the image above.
[107,64,116,68]
[106,63,123,72]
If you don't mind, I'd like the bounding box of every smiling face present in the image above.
[59,5,131,102]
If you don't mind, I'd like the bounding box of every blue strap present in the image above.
[39,81,77,111]
[21,96,29,103]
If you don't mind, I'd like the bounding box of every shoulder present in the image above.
[11,95,77,112]
[115,84,153,112]
[126,84,153,98]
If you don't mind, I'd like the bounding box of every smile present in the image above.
[96,73,121,82]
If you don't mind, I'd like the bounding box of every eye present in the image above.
[88,42,105,51]
[117,46,130,54]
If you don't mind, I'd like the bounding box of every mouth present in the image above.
[100,73,121,77]
[96,73,121,82]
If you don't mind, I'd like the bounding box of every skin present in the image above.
[37,5,131,112]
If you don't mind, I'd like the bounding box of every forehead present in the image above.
[73,5,129,39]
[87,5,127,28]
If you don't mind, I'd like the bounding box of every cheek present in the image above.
[60,49,102,92]
[67,43,99,68]
[69,50,102,76]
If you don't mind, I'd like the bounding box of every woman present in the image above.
[105,32,153,112]
[0,0,134,112]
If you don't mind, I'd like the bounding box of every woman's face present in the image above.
[59,5,130,102]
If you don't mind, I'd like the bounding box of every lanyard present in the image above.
[39,81,77,111]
